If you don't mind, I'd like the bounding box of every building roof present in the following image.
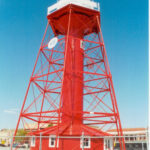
[29,123,111,136]
[108,128,147,132]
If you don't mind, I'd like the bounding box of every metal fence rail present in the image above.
[0,135,148,150]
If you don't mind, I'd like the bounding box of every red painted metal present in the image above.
[61,36,83,125]
[13,4,126,150]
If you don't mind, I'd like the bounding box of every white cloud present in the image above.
[4,108,19,115]
[10,108,19,111]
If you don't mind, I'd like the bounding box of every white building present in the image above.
[0,129,13,146]
[108,128,148,150]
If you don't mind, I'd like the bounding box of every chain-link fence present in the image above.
[0,135,148,150]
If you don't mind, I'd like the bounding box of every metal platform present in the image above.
[47,0,100,15]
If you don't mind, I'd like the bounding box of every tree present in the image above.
[15,129,28,143]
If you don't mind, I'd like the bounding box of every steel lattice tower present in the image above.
[13,0,126,149]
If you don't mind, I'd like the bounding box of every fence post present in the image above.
[9,136,13,150]
[104,137,106,150]
[142,142,144,150]
[82,132,84,150]
[39,133,42,150]
[146,130,149,150]
[9,137,12,150]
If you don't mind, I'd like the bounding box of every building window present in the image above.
[31,136,35,147]
[125,136,129,141]
[49,135,59,148]
[130,135,134,141]
[80,137,91,149]
[116,137,119,142]
[104,138,113,150]
[80,40,84,49]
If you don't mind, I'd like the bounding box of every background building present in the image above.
[108,128,148,150]
[0,129,13,146]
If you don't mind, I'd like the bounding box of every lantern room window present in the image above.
[31,136,35,147]
[80,137,91,148]
[49,135,59,148]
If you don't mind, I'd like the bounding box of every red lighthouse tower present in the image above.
[13,0,126,149]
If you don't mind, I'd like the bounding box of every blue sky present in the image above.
[0,0,148,129]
